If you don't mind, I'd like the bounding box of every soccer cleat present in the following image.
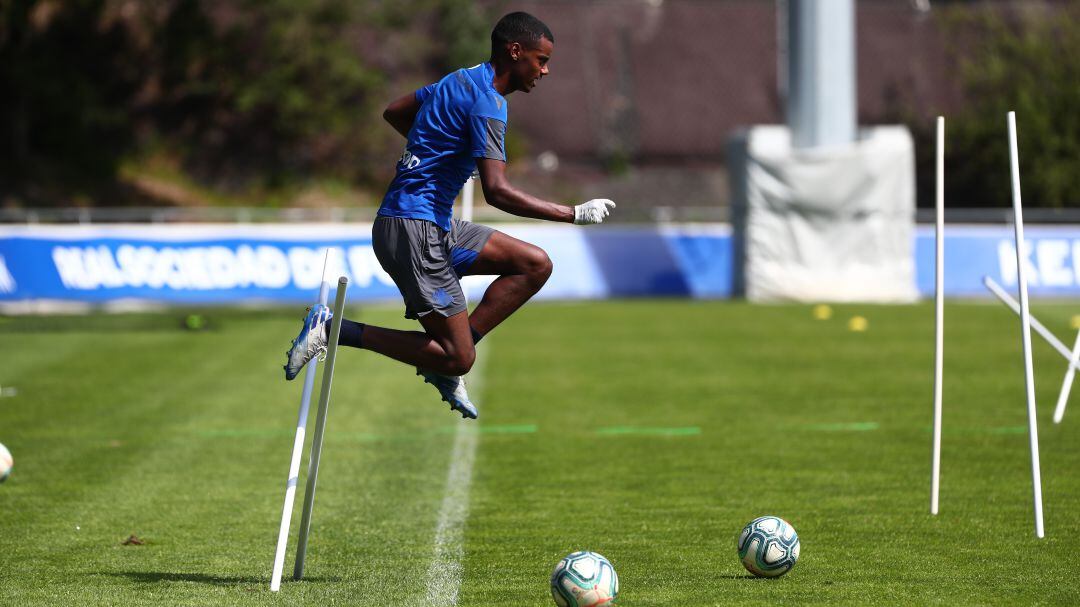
[417,369,478,419]
[284,304,332,381]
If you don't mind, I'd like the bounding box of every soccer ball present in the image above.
[0,442,11,483]
[737,515,800,577]
[550,551,619,607]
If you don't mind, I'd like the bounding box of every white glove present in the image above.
[573,199,616,225]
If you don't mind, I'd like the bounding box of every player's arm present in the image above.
[476,159,571,222]
[476,158,615,225]
[383,92,424,138]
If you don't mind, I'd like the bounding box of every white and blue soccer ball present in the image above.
[0,442,11,483]
[550,550,619,607]
[737,515,800,577]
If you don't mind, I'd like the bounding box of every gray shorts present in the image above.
[372,216,495,319]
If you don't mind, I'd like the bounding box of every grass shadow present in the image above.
[100,571,341,586]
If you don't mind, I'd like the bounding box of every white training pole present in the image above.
[271,249,332,592]
[983,276,1080,375]
[462,175,476,223]
[1007,111,1045,539]
[931,116,944,516]
[459,175,479,305]
[294,276,349,579]
[1054,328,1080,424]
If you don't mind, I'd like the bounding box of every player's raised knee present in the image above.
[445,347,476,376]
[527,247,553,283]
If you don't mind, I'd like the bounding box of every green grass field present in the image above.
[1,300,1078,606]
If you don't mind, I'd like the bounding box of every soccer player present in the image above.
[284,12,615,419]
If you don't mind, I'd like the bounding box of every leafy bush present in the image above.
[0,0,495,206]
[0,0,145,202]
[942,5,1080,208]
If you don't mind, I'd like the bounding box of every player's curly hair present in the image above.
[490,12,554,57]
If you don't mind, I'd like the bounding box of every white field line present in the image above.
[423,342,487,606]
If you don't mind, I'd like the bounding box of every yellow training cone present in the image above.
[812,304,833,320]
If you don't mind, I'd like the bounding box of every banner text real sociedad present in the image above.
[50,244,393,291]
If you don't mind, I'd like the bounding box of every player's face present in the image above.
[512,37,553,93]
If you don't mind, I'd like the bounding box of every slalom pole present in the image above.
[930,116,944,516]
[1007,110,1045,538]
[294,276,350,579]
[1054,328,1080,424]
[983,276,1080,374]
[462,175,476,223]
[271,249,332,591]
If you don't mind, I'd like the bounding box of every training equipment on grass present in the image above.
[550,551,619,607]
[293,275,348,579]
[847,315,868,332]
[1005,111,1044,539]
[983,276,1080,426]
[931,115,945,516]
[270,249,350,591]
[737,516,800,578]
[462,173,476,222]
[0,442,11,483]
[984,277,1080,374]
[1053,328,1080,424]
[738,514,799,574]
[954,113,1045,539]
[271,251,331,591]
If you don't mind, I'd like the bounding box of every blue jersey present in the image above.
[379,62,508,231]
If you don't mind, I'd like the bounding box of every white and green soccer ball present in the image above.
[550,550,618,607]
[737,515,800,577]
[0,442,11,483]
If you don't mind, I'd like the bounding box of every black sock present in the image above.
[336,319,366,349]
[471,327,485,345]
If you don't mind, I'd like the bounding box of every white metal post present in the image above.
[271,250,332,592]
[1007,111,1045,538]
[294,276,350,578]
[931,116,944,515]
[1053,329,1080,424]
[786,0,856,148]
[462,176,476,223]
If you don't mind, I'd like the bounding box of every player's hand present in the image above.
[573,199,616,225]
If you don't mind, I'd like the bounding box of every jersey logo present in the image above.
[399,149,421,170]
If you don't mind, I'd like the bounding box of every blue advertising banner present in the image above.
[913,225,1080,297]
[0,224,719,307]
[3,223,1080,308]
[0,225,399,305]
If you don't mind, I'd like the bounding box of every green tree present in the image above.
[945,5,1080,208]
[0,0,497,207]
[150,0,390,192]
[0,0,145,204]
